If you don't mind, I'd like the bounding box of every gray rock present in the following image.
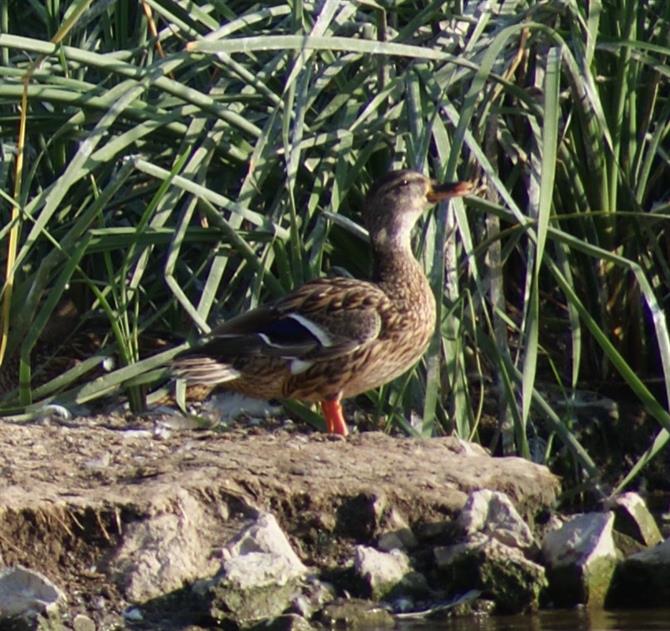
[0,566,65,623]
[290,577,336,619]
[377,507,417,551]
[605,492,663,548]
[435,536,546,613]
[196,512,308,627]
[457,490,535,550]
[123,606,144,622]
[222,512,307,574]
[608,537,670,607]
[201,392,281,423]
[109,490,224,602]
[620,536,670,564]
[72,613,97,631]
[317,598,394,628]
[542,512,617,607]
[353,546,428,600]
[222,551,306,589]
[199,553,305,626]
[612,529,647,558]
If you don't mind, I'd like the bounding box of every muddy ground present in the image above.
[0,412,559,628]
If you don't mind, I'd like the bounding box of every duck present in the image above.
[172,169,473,435]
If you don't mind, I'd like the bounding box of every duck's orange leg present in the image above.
[321,399,349,436]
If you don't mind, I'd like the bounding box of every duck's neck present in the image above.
[371,243,434,310]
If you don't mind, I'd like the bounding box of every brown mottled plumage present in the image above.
[172,170,473,435]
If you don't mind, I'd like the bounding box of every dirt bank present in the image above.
[0,414,559,627]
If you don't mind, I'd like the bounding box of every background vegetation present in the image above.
[0,0,668,499]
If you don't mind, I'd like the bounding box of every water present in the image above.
[397,609,670,630]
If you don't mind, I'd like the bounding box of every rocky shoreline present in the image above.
[0,415,665,629]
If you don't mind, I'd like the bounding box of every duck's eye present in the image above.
[400,179,410,187]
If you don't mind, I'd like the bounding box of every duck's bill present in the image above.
[426,180,474,202]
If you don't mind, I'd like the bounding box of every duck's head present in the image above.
[363,169,472,250]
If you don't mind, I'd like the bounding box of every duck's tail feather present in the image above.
[171,355,241,385]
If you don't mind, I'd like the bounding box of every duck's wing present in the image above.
[273,276,388,360]
[173,277,389,384]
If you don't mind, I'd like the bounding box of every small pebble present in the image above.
[73,613,96,631]
[123,606,144,622]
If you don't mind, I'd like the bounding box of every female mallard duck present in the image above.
[172,170,472,435]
